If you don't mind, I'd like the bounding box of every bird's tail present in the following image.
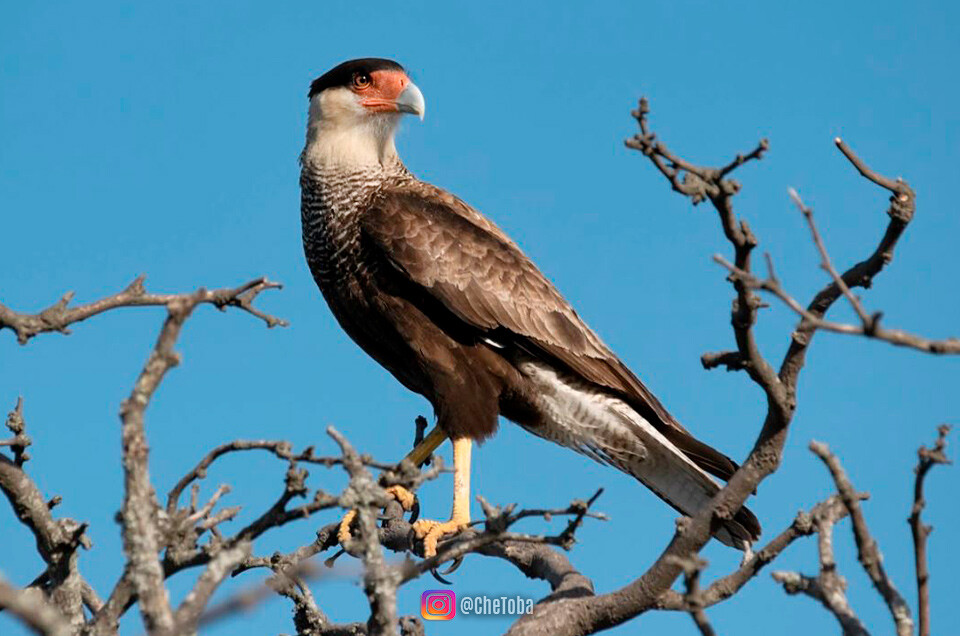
[604,401,760,549]
[517,362,760,549]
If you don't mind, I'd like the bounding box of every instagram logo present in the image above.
[420,590,456,620]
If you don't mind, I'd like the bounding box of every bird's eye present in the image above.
[352,73,371,89]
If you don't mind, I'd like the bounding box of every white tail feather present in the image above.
[518,361,748,549]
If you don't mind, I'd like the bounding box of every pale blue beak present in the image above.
[395,82,425,120]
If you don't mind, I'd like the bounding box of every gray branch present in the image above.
[811,441,913,636]
[771,474,870,636]
[909,425,951,636]
[0,276,287,345]
[0,575,72,636]
[0,400,92,628]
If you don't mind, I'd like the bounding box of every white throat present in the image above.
[302,88,401,169]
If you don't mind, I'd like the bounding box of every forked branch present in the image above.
[0,276,287,345]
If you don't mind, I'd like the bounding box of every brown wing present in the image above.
[361,181,739,480]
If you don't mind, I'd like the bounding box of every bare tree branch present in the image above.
[666,555,715,636]
[772,570,868,636]
[500,95,938,636]
[117,302,196,633]
[479,541,593,601]
[700,350,745,372]
[771,470,869,636]
[77,278,286,635]
[89,449,339,634]
[778,137,919,382]
[714,183,958,355]
[221,472,603,631]
[400,491,607,584]
[328,427,402,636]
[0,400,92,628]
[0,575,72,636]
[500,96,784,636]
[200,561,330,634]
[658,494,853,611]
[627,98,777,393]
[0,276,287,345]
[788,187,873,326]
[172,542,252,632]
[166,440,394,515]
[811,441,913,636]
[2,398,32,466]
[2,90,955,636]
[715,254,960,354]
[908,425,951,636]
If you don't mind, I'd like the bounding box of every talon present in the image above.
[440,556,464,575]
[431,566,455,586]
[428,555,463,584]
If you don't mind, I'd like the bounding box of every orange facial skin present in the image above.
[352,69,411,113]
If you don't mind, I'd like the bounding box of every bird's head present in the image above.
[303,58,425,168]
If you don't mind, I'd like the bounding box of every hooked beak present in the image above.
[394,82,425,120]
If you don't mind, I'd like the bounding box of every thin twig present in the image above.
[2,398,32,466]
[788,188,872,327]
[167,440,393,514]
[715,255,960,354]
[665,555,715,636]
[909,425,951,636]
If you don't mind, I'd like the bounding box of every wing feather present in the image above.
[361,181,740,480]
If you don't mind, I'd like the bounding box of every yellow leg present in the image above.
[337,426,448,548]
[412,436,472,557]
[404,425,447,467]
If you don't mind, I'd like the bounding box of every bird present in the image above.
[300,58,760,556]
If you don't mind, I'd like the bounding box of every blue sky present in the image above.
[1,1,957,634]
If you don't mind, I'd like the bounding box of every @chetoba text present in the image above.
[421,590,534,619]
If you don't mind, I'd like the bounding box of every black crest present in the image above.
[308,58,405,98]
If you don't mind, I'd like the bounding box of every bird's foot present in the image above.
[384,484,416,511]
[337,485,416,546]
[412,515,470,558]
[336,509,358,546]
